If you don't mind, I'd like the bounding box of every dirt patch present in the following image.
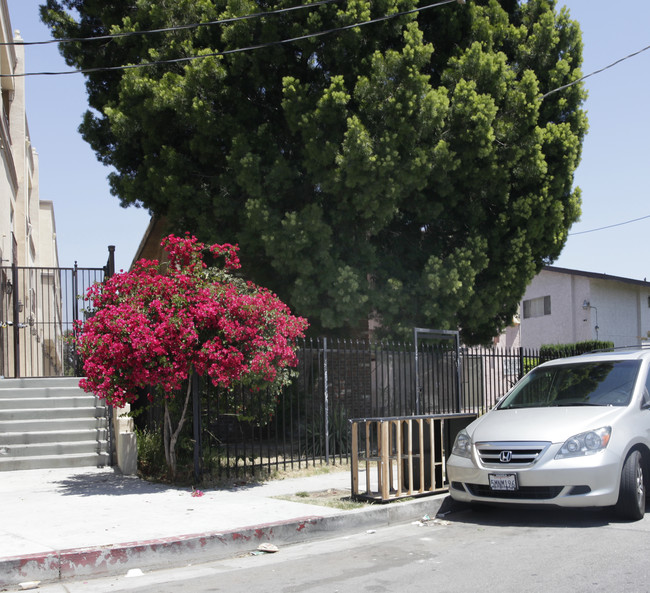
[275,488,370,511]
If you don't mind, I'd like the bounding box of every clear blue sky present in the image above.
[8,1,151,273]
[7,0,650,279]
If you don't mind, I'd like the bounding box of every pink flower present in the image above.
[75,233,309,415]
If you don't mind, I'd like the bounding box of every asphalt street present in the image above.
[29,503,650,593]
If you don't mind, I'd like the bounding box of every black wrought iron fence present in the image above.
[2,254,566,482]
[460,346,542,412]
[0,264,107,378]
[133,338,542,481]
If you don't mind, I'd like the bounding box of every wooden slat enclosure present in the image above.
[350,414,476,502]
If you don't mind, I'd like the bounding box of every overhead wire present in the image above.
[568,215,650,236]
[0,0,459,77]
[1,0,648,104]
[0,0,346,47]
[3,1,647,238]
[541,43,650,98]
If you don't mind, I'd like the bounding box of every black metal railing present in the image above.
[460,346,541,412]
[0,252,563,480]
[132,338,553,481]
[0,264,106,378]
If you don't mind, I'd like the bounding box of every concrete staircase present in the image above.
[0,377,110,471]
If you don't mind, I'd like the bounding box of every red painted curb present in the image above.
[0,516,322,586]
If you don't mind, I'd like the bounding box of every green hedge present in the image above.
[539,340,615,362]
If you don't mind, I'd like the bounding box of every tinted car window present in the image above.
[498,360,642,409]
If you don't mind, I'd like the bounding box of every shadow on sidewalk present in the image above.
[52,468,180,497]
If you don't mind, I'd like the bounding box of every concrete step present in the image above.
[0,440,109,458]
[0,428,108,445]
[0,386,98,400]
[0,452,110,471]
[0,416,107,433]
[0,377,113,472]
[0,377,81,389]
[0,406,105,421]
[0,395,99,409]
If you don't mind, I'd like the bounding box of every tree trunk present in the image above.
[163,375,193,479]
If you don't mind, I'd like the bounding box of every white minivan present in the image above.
[447,348,650,520]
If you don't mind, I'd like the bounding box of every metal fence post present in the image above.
[72,262,79,327]
[323,337,329,464]
[11,263,19,377]
[192,371,202,483]
[455,332,462,413]
[414,330,420,416]
[106,405,115,467]
[105,245,115,278]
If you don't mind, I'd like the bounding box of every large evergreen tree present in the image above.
[42,0,587,343]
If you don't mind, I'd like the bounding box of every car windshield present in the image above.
[498,360,642,409]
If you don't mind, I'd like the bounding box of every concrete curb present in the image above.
[0,494,447,586]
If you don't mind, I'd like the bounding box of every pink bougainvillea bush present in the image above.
[76,234,308,477]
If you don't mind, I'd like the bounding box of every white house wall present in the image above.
[590,279,650,346]
[517,268,650,350]
[519,269,590,349]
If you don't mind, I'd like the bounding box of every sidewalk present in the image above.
[0,466,448,587]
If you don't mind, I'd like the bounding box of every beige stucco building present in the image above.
[1,1,58,270]
[1,1,62,377]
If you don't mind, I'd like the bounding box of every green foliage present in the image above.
[136,423,197,481]
[523,355,540,374]
[135,428,166,478]
[303,406,350,458]
[41,0,587,344]
[540,340,616,361]
[61,329,80,376]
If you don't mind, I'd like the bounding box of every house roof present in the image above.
[130,216,169,270]
[543,265,650,289]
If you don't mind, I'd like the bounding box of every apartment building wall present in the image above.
[0,0,17,268]
[0,1,58,270]
[515,267,650,350]
[1,0,61,377]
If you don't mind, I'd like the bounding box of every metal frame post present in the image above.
[11,263,19,377]
[323,337,329,464]
[192,371,202,483]
[105,245,115,278]
[413,328,462,415]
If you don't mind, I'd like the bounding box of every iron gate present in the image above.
[0,263,109,378]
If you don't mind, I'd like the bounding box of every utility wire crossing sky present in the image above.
[6,0,650,279]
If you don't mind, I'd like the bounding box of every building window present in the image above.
[523,295,551,319]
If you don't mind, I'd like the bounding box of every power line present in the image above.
[0,0,459,77]
[2,0,645,101]
[569,214,650,236]
[541,43,650,98]
[1,0,346,47]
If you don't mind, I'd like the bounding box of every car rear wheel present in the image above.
[615,450,646,521]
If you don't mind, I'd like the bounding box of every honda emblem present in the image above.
[500,450,513,463]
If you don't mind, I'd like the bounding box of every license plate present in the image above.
[489,473,518,491]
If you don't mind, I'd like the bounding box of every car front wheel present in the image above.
[615,450,646,521]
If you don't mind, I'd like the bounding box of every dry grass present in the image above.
[274,488,368,511]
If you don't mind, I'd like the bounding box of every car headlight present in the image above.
[555,426,611,459]
[452,429,472,458]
